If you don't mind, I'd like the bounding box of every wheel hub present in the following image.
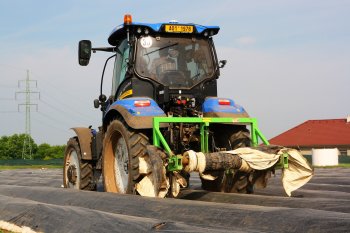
[67,165,77,184]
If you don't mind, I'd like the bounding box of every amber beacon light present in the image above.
[124,14,132,24]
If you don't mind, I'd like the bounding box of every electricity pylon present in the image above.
[16,70,40,159]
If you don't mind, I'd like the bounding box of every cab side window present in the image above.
[112,39,130,95]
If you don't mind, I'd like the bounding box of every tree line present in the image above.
[0,134,65,160]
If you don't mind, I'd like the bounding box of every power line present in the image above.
[36,109,76,128]
[25,71,95,123]
[40,89,92,120]
[31,71,90,105]
[0,85,17,88]
[39,98,92,124]
[0,63,27,72]
[34,112,71,134]
[0,111,18,113]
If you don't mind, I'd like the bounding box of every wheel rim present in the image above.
[65,149,80,189]
[113,132,129,193]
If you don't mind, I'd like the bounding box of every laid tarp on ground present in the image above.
[0,169,350,232]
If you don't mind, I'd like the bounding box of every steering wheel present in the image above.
[161,70,193,87]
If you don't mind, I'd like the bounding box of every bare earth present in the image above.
[0,168,349,232]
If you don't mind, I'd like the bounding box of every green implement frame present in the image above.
[152,117,287,171]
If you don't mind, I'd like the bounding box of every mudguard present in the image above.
[103,97,166,129]
[70,127,93,160]
[202,97,249,118]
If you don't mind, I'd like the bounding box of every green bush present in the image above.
[0,158,63,166]
[0,134,65,160]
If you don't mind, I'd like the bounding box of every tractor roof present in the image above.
[108,15,220,46]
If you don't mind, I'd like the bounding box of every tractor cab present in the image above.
[79,15,224,113]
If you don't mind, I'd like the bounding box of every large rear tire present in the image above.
[201,125,253,193]
[63,137,96,190]
[102,119,150,194]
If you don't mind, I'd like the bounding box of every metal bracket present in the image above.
[152,117,270,172]
[275,152,289,169]
[168,155,183,171]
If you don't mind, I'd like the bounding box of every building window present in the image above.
[339,149,347,156]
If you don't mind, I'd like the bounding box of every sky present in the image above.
[0,0,349,145]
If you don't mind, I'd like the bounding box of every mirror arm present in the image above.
[92,47,120,54]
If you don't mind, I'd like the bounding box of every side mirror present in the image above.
[219,60,227,68]
[78,40,92,66]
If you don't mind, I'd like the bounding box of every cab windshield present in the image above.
[135,35,215,89]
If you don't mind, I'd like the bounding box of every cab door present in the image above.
[112,39,130,98]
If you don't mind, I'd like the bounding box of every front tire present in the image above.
[63,137,96,190]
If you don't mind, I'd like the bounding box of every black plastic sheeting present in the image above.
[0,168,350,232]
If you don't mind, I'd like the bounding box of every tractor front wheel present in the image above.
[102,119,150,194]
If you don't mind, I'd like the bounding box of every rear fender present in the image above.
[103,97,166,130]
[202,97,250,118]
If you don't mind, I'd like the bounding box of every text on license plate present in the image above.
[165,25,194,33]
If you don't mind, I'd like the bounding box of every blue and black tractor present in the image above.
[63,15,271,197]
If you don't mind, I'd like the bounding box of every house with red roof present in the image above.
[269,117,350,156]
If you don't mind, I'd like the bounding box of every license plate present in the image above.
[164,25,194,33]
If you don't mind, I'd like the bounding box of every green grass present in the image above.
[0,158,63,169]
[0,164,62,170]
[0,228,15,233]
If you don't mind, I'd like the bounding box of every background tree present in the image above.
[0,134,37,159]
[0,136,10,159]
[36,143,65,160]
[35,143,51,160]
[0,134,65,160]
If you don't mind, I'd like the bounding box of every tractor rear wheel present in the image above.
[201,125,253,193]
[63,137,96,190]
[102,119,151,194]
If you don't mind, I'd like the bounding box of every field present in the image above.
[0,168,349,232]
